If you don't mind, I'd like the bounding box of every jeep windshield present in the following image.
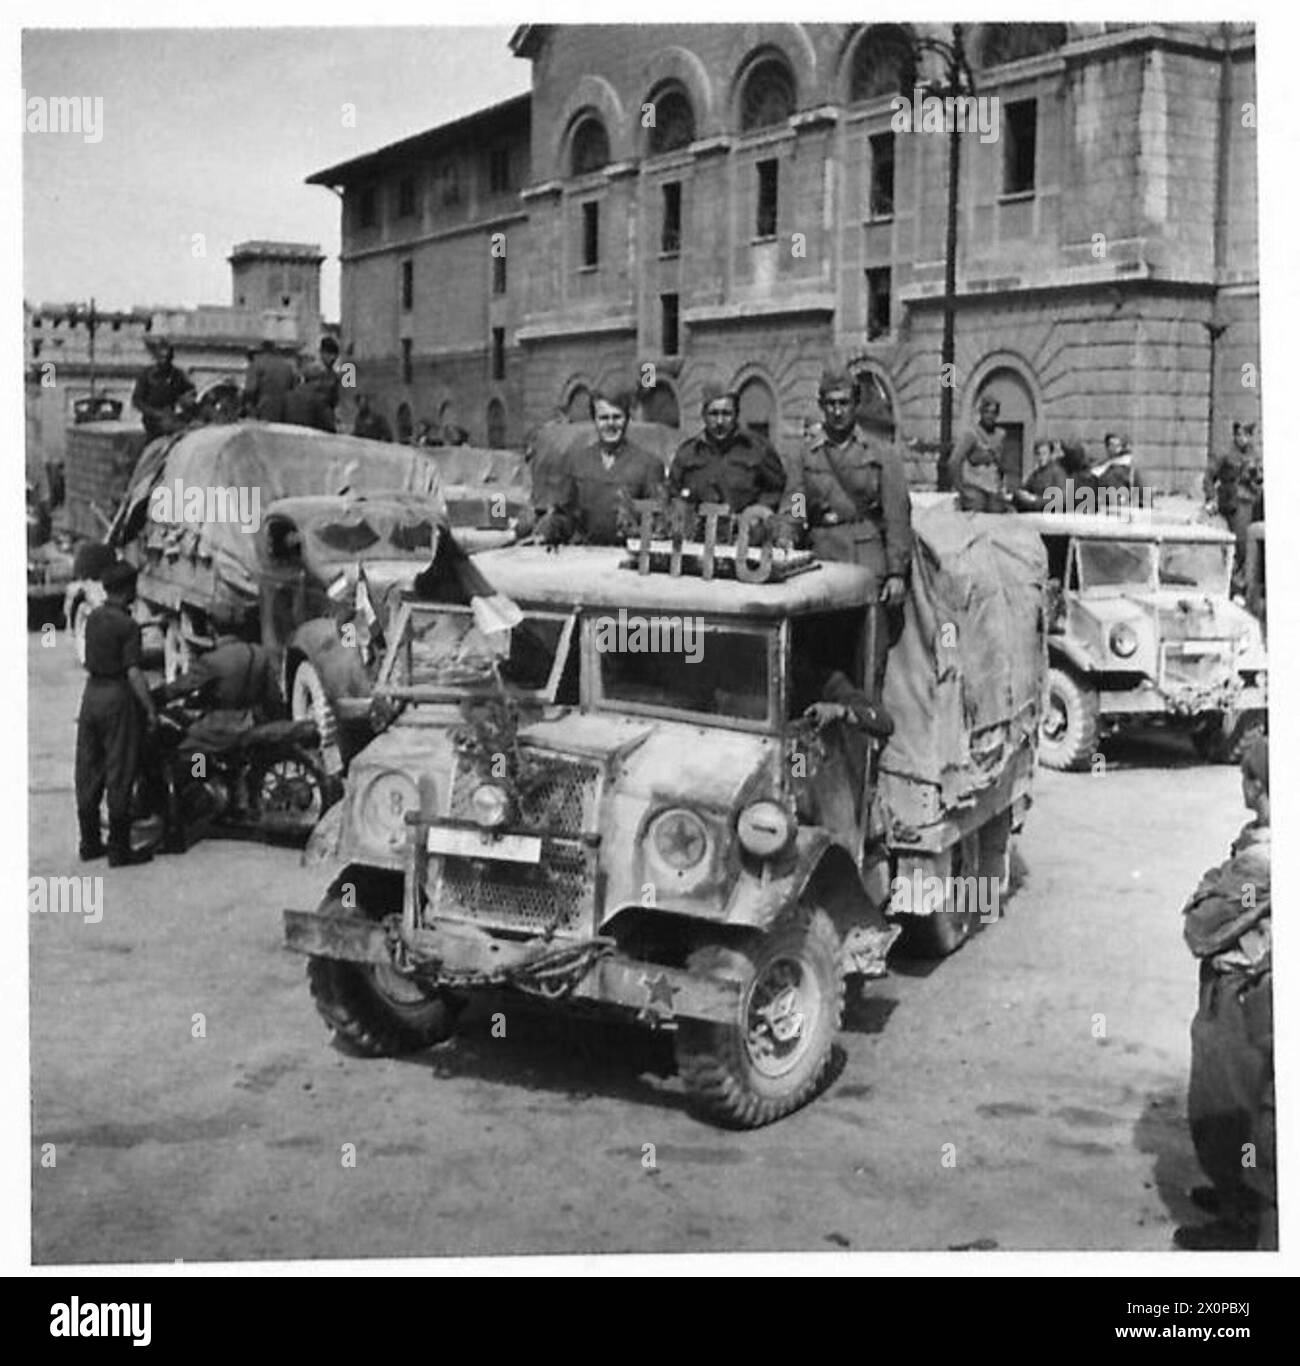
[1075,540,1156,590]
[378,600,576,702]
[592,617,775,730]
[1158,541,1232,594]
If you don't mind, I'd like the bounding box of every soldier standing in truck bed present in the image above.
[782,368,913,695]
[131,339,195,441]
[667,384,786,520]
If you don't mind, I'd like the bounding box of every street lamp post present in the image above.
[909,24,974,488]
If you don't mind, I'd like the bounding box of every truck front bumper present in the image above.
[283,908,741,1025]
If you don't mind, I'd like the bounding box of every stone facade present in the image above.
[318,22,1259,491]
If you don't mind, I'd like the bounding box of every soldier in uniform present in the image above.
[1176,735,1273,1250]
[75,562,157,867]
[131,339,195,441]
[352,394,394,443]
[783,368,914,693]
[950,397,1011,512]
[243,339,297,422]
[536,390,666,546]
[1206,421,1264,593]
[667,384,786,522]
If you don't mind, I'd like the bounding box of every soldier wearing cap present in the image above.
[1176,732,1274,1250]
[1206,421,1264,593]
[75,562,157,867]
[535,389,666,546]
[667,383,787,520]
[243,338,297,422]
[949,397,1012,512]
[131,338,195,441]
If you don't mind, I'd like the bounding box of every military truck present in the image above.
[284,509,1047,1127]
[1019,513,1268,768]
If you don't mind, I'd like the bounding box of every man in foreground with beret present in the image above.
[75,562,158,867]
[1176,734,1273,1250]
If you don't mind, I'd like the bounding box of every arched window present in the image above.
[737,376,776,441]
[569,116,611,177]
[849,26,917,103]
[564,385,591,422]
[395,401,413,444]
[977,23,1067,69]
[739,56,796,132]
[646,85,696,156]
[639,381,680,428]
[486,398,507,449]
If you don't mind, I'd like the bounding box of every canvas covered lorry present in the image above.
[283,506,1047,1127]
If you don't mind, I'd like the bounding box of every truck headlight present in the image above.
[360,771,419,849]
[737,800,794,858]
[1109,623,1139,658]
[649,808,709,870]
[470,783,510,830]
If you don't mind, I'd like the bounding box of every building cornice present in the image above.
[339,209,528,263]
[516,312,637,343]
[684,295,836,325]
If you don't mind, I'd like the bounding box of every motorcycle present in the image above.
[137,691,340,853]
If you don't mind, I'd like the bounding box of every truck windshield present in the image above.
[595,620,773,728]
[1076,540,1156,589]
[1158,541,1232,593]
[381,602,573,699]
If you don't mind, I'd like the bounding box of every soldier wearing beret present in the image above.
[75,562,157,866]
[783,368,914,694]
[667,383,787,520]
[1176,733,1274,1250]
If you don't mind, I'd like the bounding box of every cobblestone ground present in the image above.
[28,634,1242,1261]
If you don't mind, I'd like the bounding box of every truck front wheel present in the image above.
[307,897,459,1057]
[1039,666,1100,771]
[674,902,843,1129]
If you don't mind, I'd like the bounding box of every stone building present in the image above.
[313,22,1259,490]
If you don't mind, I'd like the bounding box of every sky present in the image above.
[22,26,529,319]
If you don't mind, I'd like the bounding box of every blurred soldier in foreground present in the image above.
[535,391,665,546]
[668,384,786,519]
[352,394,393,443]
[1176,735,1274,1250]
[132,338,195,441]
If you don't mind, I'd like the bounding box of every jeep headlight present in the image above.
[360,771,419,850]
[737,800,794,858]
[470,782,510,830]
[1109,623,1139,659]
[649,808,710,870]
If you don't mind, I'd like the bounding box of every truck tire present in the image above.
[1039,666,1100,772]
[290,659,343,772]
[897,831,984,959]
[307,897,459,1057]
[1191,710,1265,765]
[674,902,843,1129]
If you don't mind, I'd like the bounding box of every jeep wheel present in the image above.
[897,831,984,959]
[674,902,843,1129]
[1191,710,1266,765]
[307,897,458,1057]
[1039,666,1100,772]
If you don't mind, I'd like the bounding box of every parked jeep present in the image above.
[286,513,1044,1127]
[1019,512,1268,768]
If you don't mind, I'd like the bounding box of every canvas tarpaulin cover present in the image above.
[113,422,446,613]
[879,507,1046,811]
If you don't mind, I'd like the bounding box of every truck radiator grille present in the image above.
[1159,643,1232,691]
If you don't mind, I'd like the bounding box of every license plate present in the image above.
[426,826,542,863]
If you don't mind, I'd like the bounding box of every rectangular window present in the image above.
[756,159,778,239]
[401,338,413,385]
[400,259,414,312]
[488,146,513,194]
[437,162,460,207]
[491,326,506,380]
[1002,100,1037,196]
[581,201,600,268]
[660,181,682,255]
[865,267,892,340]
[397,175,416,218]
[868,132,895,219]
[661,293,680,357]
[358,186,377,228]
[492,252,507,296]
